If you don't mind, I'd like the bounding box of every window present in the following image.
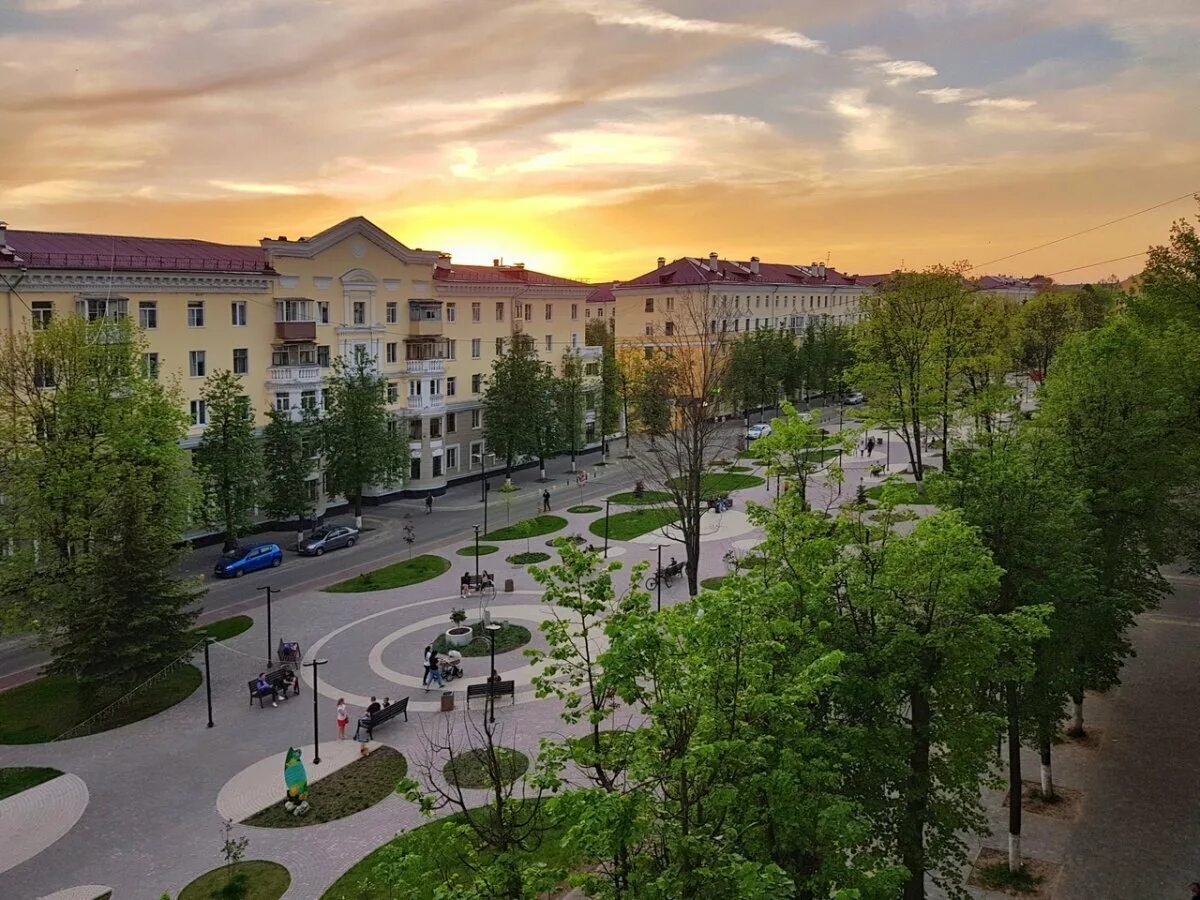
[447,303,456,322]
[275,392,291,412]
[644,323,654,337]
[571,332,578,348]
[409,418,422,440]
[471,338,481,359]
[410,457,421,481]
[446,412,457,433]
[137,301,156,330]
[645,298,654,313]
[231,301,247,326]
[144,353,159,379]
[545,335,553,352]
[190,399,207,426]
[666,297,674,311]
[187,301,204,327]
[495,337,504,355]
[545,303,552,321]
[430,417,442,439]
[386,342,398,364]
[432,454,443,477]
[571,303,578,320]
[446,376,456,397]
[322,388,332,408]
[409,379,422,397]
[318,302,330,324]
[386,301,398,324]
[585,362,600,376]
[598,305,605,317]
[471,409,481,429]
[33,359,55,388]
[387,382,398,403]
[353,343,368,364]
[301,390,317,410]
[470,440,484,465]
[31,301,53,330]
[78,298,128,321]
[586,308,591,318]
[665,321,675,336]
[471,373,482,393]
[233,348,248,374]
[189,350,206,377]
[472,302,481,322]
[495,302,504,322]
[446,445,458,469]
[317,345,330,367]
[352,301,366,325]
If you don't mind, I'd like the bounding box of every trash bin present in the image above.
[441,691,454,712]
[504,577,515,593]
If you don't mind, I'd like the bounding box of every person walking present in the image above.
[542,489,551,512]
[427,649,445,689]
[335,698,349,740]
[866,437,875,456]
[422,645,433,691]
[425,494,433,514]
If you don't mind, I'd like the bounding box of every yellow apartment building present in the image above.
[0,216,604,518]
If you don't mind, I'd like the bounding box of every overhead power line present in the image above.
[970,189,1199,271]
[1044,251,1149,279]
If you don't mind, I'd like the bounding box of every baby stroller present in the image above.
[439,650,464,682]
[708,495,733,513]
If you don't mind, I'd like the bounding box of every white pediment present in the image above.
[262,217,441,265]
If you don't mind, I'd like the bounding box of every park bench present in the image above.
[465,680,516,708]
[353,697,409,741]
[246,667,299,708]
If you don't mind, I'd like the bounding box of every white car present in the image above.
[845,391,865,406]
[746,423,772,441]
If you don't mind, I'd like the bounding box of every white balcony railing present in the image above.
[405,358,447,375]
[267,366,322,385]
[405,393,445,412]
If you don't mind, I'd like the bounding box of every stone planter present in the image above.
[446,626,473,647]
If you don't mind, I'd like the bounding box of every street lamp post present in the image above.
[603,498,611,558]
[480,450,486,502]
[473,524,481,582]
[485,622,502,724]
[202,634,215,728]
[654,544,663,612]
[304,657,328,764]
[483,481,490,535]
[257,585,276,665]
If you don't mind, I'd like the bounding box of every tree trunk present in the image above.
[1039,743,1054,797]
[1068,693,1085,736]
[900,686,932,900]
[353,491,363,530]
[1006,682,1022,871]
[538,455,546,482]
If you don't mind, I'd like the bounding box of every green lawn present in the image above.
[700,576,727,591]
[444,747,529,789]
[179,860,290,900]
[567,504,602,513]
[432,622,531,658]
[0,766,63,801]
[324,555,450,593]
[608,489,673,505]
[864,480,925,505]
[321,804,579,900]
[589,507,681,540]
[668,473,765,497]
[243,747,407,828]
[456,544,499,557]
[482,515,567,541]
[194,614,253,642]
[0,665,202,744]
[507,551,550,565]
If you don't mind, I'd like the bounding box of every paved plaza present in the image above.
[1,424,1196,899]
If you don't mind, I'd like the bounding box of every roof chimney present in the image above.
[657,256,665,269]
[0,221,7,248]
[277,235,287,241]
[493,258,501,267]
[435,253,451,271]
[709,251,719,272]
[749,256,760,275]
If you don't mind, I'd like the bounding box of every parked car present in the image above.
[298,525,360,556]
[213,543,283,578]
[845,391,865,406]
[746,423,772,441]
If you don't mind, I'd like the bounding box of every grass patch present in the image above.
[974,861,1043,893]
[325,554,450,593]
[456,544,498,557]
[0,665,201,744]
[567,504,602,513]
[589,508,681,541]
[864,480,925,505]
[322,803,578,900]
[179,860,290,900]
[608,489,673,505]
[507,551,550,565]
[668,473,765,498]
[443,748,529,789]
[700,576,727,591]
[433,622,531,658]
[243,746,407,828]
[0,766,63,800]
[482,515,567,542]
[195,614,253,642]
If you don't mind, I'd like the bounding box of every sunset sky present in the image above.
[2,0,1198,282]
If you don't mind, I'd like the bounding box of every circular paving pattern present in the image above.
[37,886,111,900]
[0,773,89,876]
[629,509,757,545]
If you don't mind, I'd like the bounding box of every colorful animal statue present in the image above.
[284,746,308,802]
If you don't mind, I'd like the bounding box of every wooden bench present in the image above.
[465,680,516,708]
[353,697,409,740]
[246,667,299,707]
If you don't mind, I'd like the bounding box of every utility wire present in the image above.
[1044,251,1149,279]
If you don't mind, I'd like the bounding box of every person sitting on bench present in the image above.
[460,571,472,597]
[278,667,297,699]
[366,696,382,716]
[254,673,278,708]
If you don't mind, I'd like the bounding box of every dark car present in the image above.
[213,543,283,578]
[298,525,360,556]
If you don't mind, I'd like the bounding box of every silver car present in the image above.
[298,525,359,556]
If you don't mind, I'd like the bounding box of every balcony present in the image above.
[405,393,446,412]
[409,301,442,336]
[405,358,446,375]
[275,321,316,342]
[267,366,322,385]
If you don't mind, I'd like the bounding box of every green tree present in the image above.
[1132,202,1200,330]
[750,400,852,509]
[321,351,409,529]
[194,370,261,550]
[613,349,645,457]
[587,318,622,458]
[1016,291,1076,378]
[261,406,317,547]
[482,334,543,485]
[724,327,795,424]
[799,319,854,400]
[557,349,587,472]
[633,356,671,450]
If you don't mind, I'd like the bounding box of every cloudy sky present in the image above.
[2,0,1198,281]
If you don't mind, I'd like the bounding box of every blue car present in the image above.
[213,543,283,578]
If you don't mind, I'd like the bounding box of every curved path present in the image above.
[0,774,89,877]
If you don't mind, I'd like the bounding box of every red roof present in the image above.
[618,257,881,289]
[0,229,272,273]
[586,283,616,303]
[434,263,589,288]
